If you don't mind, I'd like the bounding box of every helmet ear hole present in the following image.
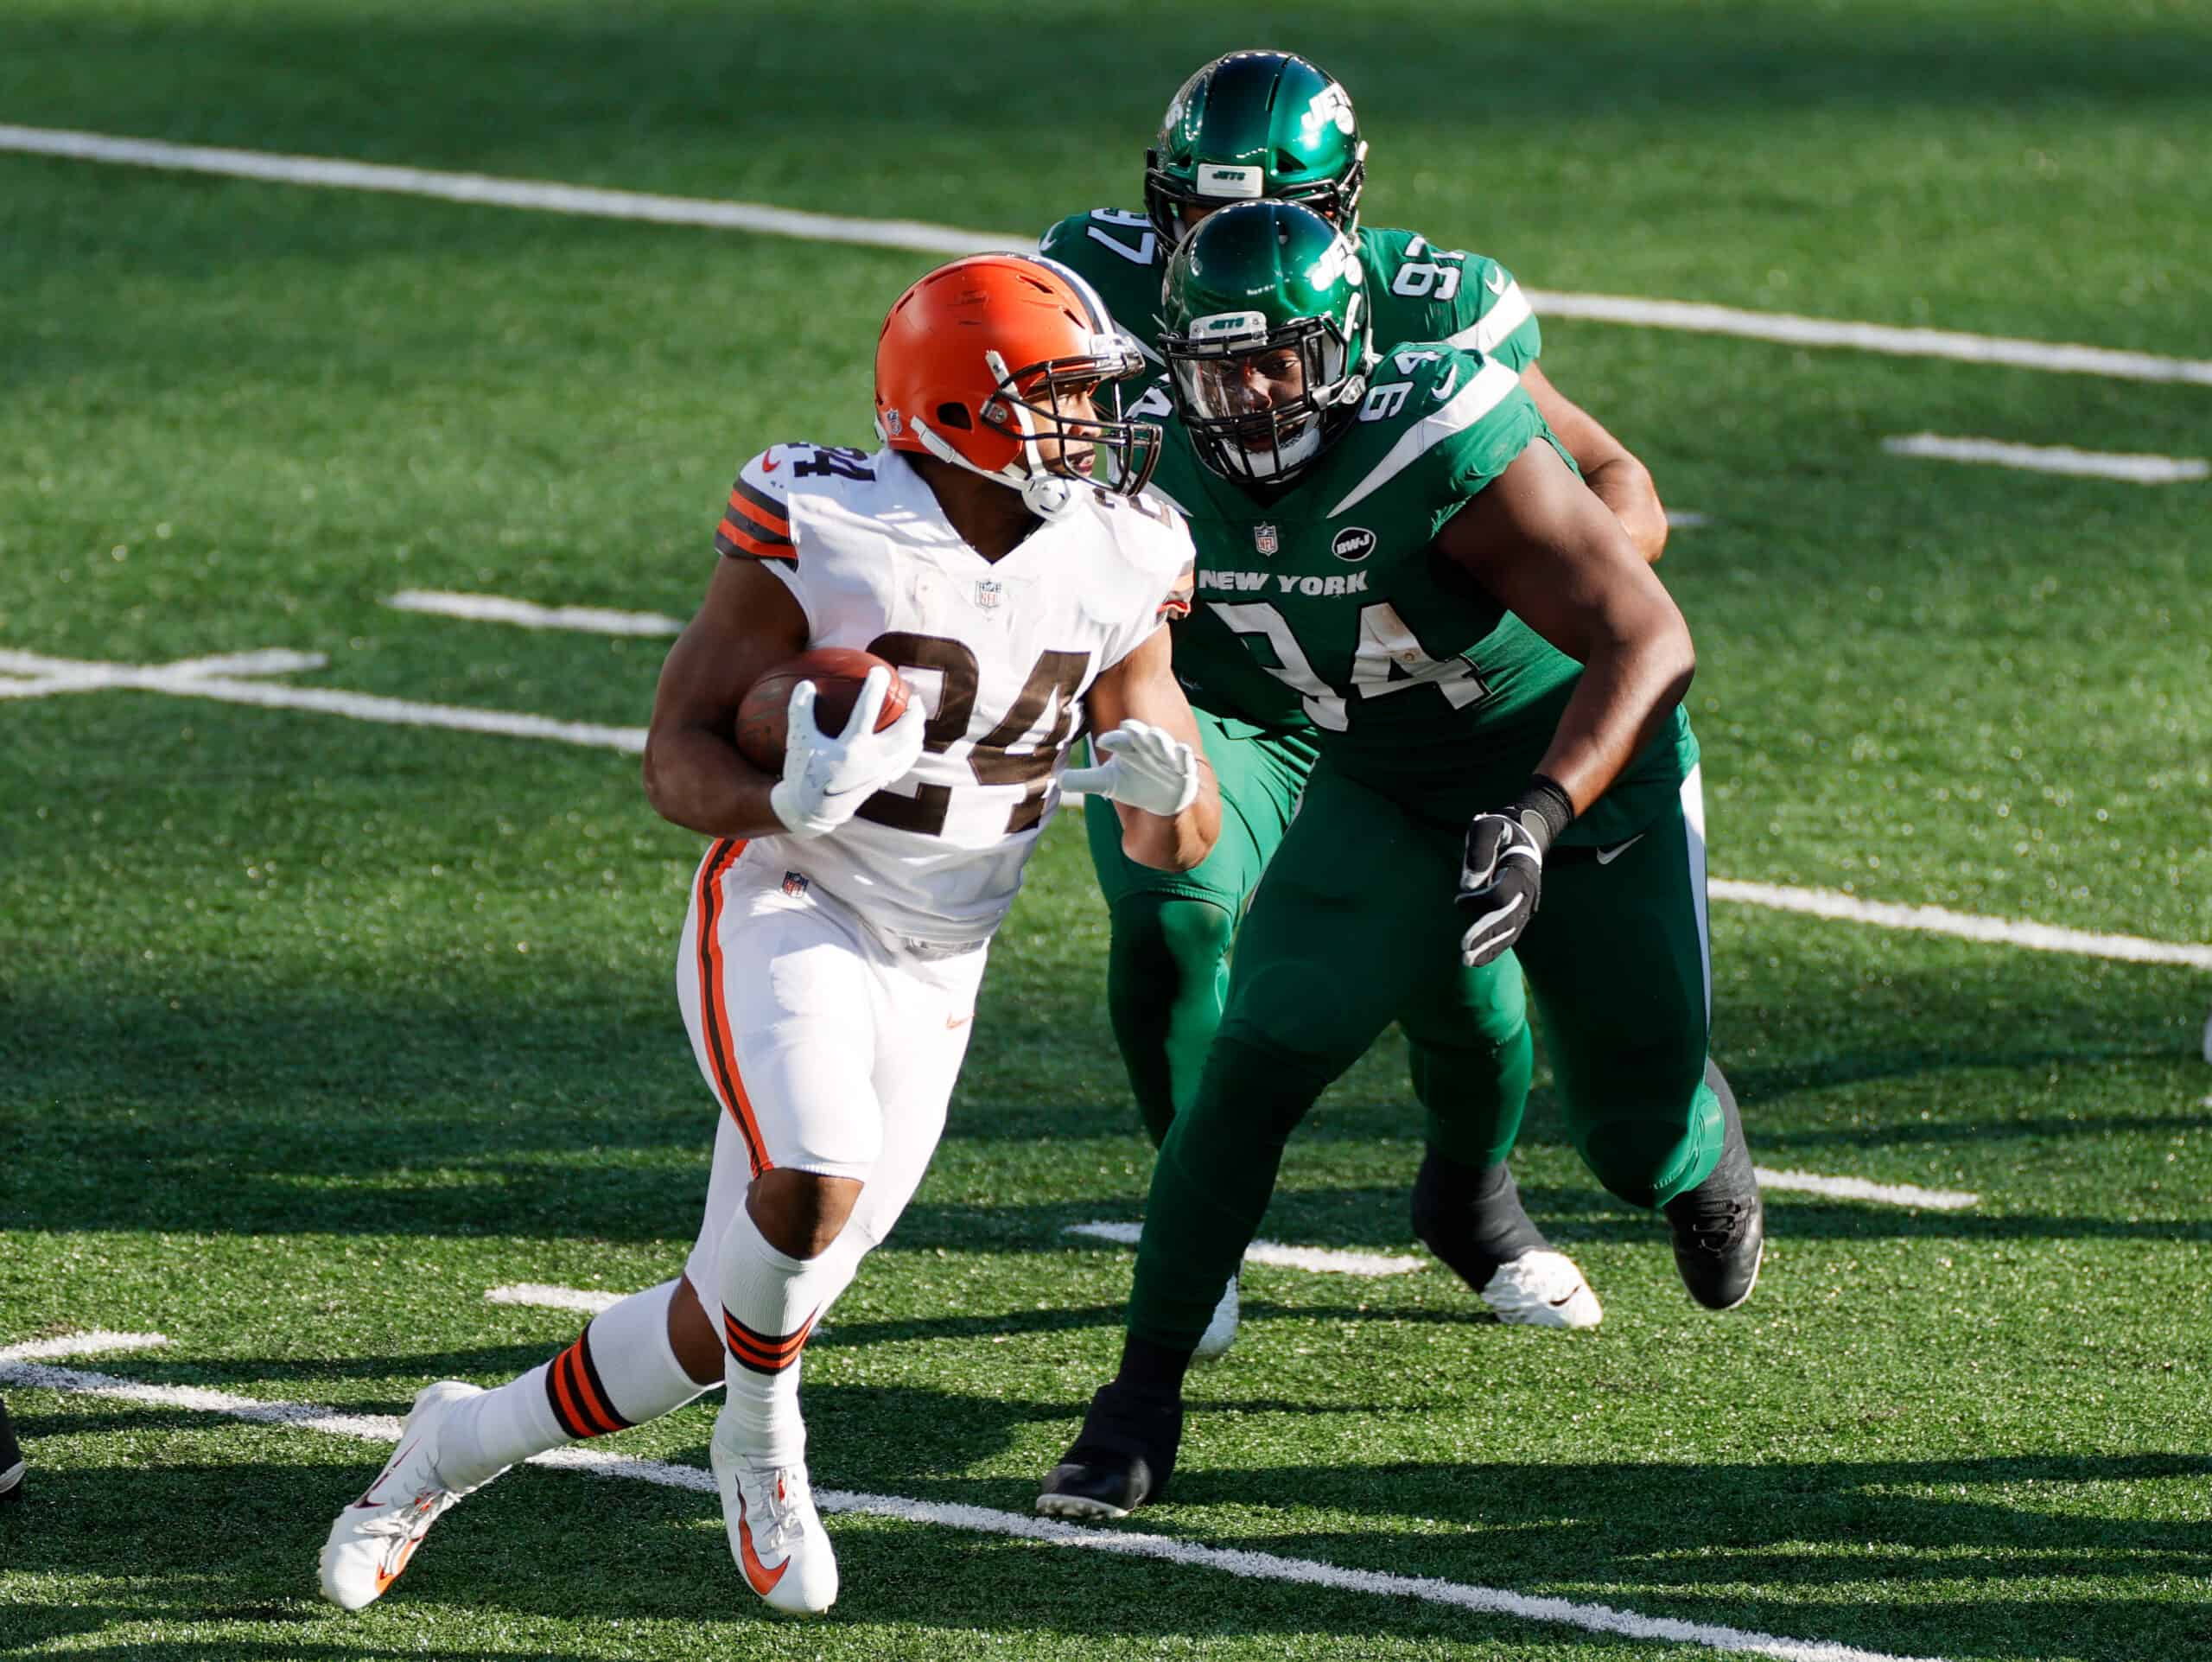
[935,402,972,430]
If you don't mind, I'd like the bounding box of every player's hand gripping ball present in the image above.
[735,648,912,770]
[741,650,926,841]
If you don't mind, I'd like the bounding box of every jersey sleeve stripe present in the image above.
[726,491,793,545]
[730,476,792,534]
[1326,357,1525,517]
[1446,282,1535,353]
[716,518,798,563]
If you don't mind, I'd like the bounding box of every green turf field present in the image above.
[3,3,2209,1659]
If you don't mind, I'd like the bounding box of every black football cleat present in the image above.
[0,1393,22,1510]
[1663,1067,1764,1310]
[1035,1382,1182,1522]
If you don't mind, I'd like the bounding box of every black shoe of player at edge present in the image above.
[0,1393,23,1510]
[1662,1069,1764,1311]
[1035,1382,1182,1522]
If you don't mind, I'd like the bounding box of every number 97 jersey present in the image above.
[714,441,1196,949]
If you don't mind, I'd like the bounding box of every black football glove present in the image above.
[1456,775,1576,967]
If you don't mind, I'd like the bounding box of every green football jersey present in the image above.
[1040,212,1543,732]
[1144,343,1696,849]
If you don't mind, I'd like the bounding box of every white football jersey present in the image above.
[712,441,1195,947]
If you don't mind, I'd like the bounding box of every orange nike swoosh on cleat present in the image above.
[737,1499,788,1595]
[375,1534,423,1593]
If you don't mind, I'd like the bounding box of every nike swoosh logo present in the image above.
[760,454,781,472]
[1593,834,1646,866]
[738,1500,789,1595]
[1549,1287,1585,1307]
[1484,268,1507,296]
[1430,364,1460,401]
[946,1012,972,1030]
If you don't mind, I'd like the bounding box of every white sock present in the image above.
[714,1205,858,1466]
[439,1279,708,1488]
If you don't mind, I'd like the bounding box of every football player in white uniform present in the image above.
[320,254,1218,1618]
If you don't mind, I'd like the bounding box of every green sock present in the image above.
[1128,1037,1329,1350]
[1413,1022,1534,1170]
[1104,894,1236,1148]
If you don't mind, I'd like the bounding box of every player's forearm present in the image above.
[1117,776,1221,872]
[1583,455,1669,565]
[642,724,791,838]
[1528,619,1694,814]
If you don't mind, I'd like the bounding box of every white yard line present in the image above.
[1665,511,1709,528]
[0,646,645,752]
[1065,1221,1427,1275]
[0,1345,1944,1662]
[0,1331,172,1364]
[1752,1170,1978,1210]
[7,646,2208,976]
[5,122,2209,388]
[385,589,683,635]
[1709,879,2212,971]
[485,1283,624,1315]
[1882,433,2209,484]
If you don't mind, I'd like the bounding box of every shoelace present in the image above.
[750,1468,814,1556]
[355,1490,445,1539]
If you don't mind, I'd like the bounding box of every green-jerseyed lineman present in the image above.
[1038,48,1674,1355]
[1036,201,1765,1521]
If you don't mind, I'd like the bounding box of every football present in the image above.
[734,647,911,770]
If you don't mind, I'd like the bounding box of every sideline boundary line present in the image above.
[4,123,2209,387]
[0,1332,1944,1662]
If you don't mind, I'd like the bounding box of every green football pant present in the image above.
[1128,761,1721,1352]
[1084,710,1529,1166]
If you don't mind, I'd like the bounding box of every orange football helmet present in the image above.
[874,254,1161,512]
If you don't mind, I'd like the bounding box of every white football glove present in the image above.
[1062,721,1201,818]
[767,666,927,841]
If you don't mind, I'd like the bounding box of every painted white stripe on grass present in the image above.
[1709,880,2212,971]
[3,1355,1942,1662]
[1525,289,2212,387]
[1753,1169,1979,1210]
[0,125,1001,256]
[0,1331,172,1363]
[1882,433,2209,484]
[485,1283,624,1315]
[0,647,646,753]
[1067,1221,1425,1276]
[6,122,2206,392]
[1665,511,1709,528]
[385,589,683,636]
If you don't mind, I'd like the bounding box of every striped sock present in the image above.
[438,1281,707,1488]
[715,1206,855,1466]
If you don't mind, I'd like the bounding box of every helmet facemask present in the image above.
[1163,299,1365,486]
[973,340,1162,512]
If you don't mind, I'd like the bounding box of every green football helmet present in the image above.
[1159,200,1376,485]
[1145,50,1369,247]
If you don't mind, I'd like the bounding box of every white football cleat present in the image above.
[1479,1249,1603,1329]
[319,1380,486,1610]
[711,1409,837,1617]
[1192,1274,1240,1363]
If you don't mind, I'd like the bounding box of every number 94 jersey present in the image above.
[714,441,1196,948]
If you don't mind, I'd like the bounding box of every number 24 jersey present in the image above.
[714,442,1195,947]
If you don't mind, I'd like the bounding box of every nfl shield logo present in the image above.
[781,870,809,899]
[1254,522,1280,555]
[975,578,1003,611]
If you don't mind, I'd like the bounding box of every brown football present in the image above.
[734,647,912,770]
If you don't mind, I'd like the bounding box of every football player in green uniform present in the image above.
[1036,201,1763,1519]
[1040,49,1669,1353]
